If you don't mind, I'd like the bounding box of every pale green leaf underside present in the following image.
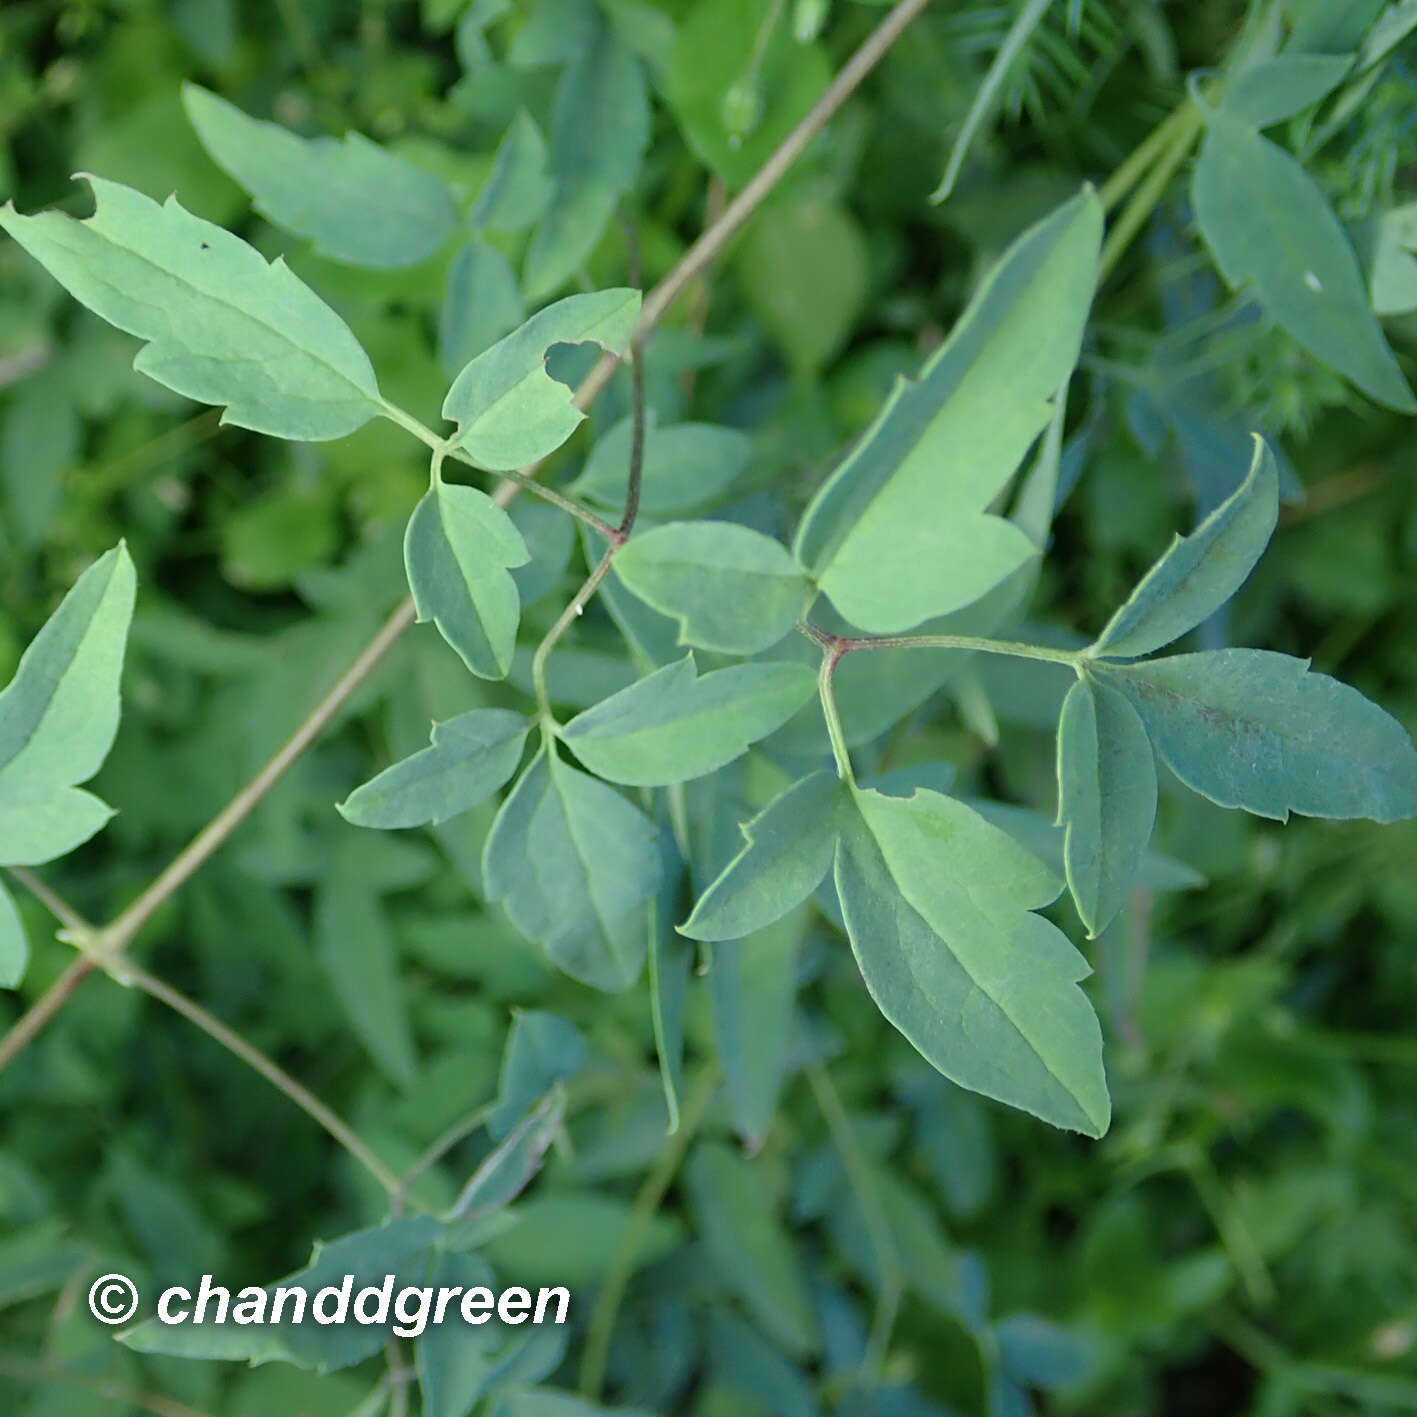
[681,770,844,941]
[0,543,135,797]
[795,189,1102,632]
[405,483,530,679]
[1091,436,1278,659]
[338,709,529,828]
[0,788,114,866]
[182,84,459,268]
[443,288,641,470]
[0,177,382,440]
[483,750,663,990]
[836,787,1109,1136]
[1192,117,1416,412]
[613,521,809,654]
[1056,677,1158,939]
[560,654,815,785]
[1103,650,1417,823]
[0,878,26,989]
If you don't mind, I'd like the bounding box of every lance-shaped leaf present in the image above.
[0,880,23,989]
[835,787,1109,1136]
[483,750,664,990]
[1101,651,1417,823]
[794,189,1102,632]
[1218,54,1353,128]
[560,655,815,786]
[0,178,382,440]
[182,84,459,268]
[1090,436,1279,660]
[450,1091,565,1222]
[405,483,530,679]
[442,288,641,470]
[119,1217,444,1369]
[1192,116,1416,412]
[681,771,845,941]
[1056,676,1158,938]
[613,521,810,654]
[338,709,529,828]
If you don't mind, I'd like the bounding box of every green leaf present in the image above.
[710,909,804,1150]
[0,543,135,799]
[439,238,526,380]
[472,109,555,232]
[0,878,26,989]
[450,1090,565,1221]
[1056,676,1158,939]
[1090,436,1279,659]
[182,84,459,268]
[1101,650,1417,822]
[489,1011,589,1138]
[489,1387,654,1417]
[835,787,1110,1136]
[0,789,114,865]
[523,18,649,300]
[483,749,664,989]
[681,771,844,941]
[316,843,418,1087]
[686,1140,819,1357]
[560,655,815,786]
[1191,116,1416,412]
[737,193,870,374]
[338,709,529,829]
[794,190,1102,632]
[119,1217,443,1369]
[612,521,810,654]
[1218,54,1353,127]
[442,288,641,470]
[572,417,752,518]
[405,482,530,679]
[0,178,383,440]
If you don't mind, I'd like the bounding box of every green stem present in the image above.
[392,1099,497,1215]
[818,650,855,785]
[1099,100,1205,280]
[578,1066,719,1401]
[1098,97,1197,212]
[807,1063,903,1379]
[531,549,618,722]
[379,400,445,451]
[800,620,1082,667]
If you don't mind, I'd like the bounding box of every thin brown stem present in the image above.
[391,1099,496,1215]
[0,956,96,1075]
[4,866,92,936]
[103,598,416,953]
[531,549,618,721]
[124,962,406,1197]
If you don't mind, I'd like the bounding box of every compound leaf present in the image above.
[442,289,641,470]
[483,749,664,990]
[405,482,530,679]
[1102,650,1417,822]
[1192,115,1416,412]
[338,709,529,828]
[182,84,459,268]
[0,177,382,440]
[613,521,809,654]
[1091,436,1279,660]
[560,655,815,786]
[794,189,1101,632]
[681,771,844,941]
[836,787,1109,1136]
[1056,676,1158,938]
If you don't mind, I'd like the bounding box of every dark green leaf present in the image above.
[439,238,526,380]
[489,1011,589,1138]
[472,108,555,233]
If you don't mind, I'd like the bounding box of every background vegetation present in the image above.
[2,1,1417,1414]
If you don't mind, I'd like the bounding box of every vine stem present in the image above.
[122,961,406,1198]
[818,648,855,785]
[1097,97,1198,212]
[806,1063,903,1379]
[0,955,96,1075]
[391,1098,497,1215]
[531,549,618,723]
[4,865,91,935]
[577,1066,719,1402]
[798,619,1082,667]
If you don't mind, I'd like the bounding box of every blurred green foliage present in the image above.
[2,2,1417,1416]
